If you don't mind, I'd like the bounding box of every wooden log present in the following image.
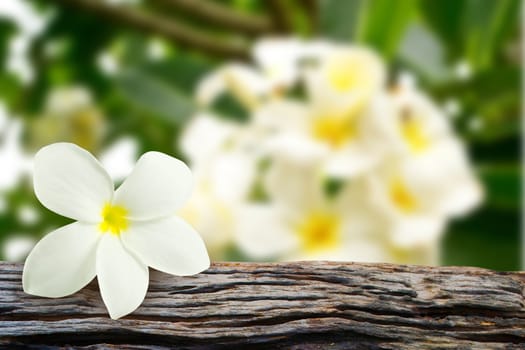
[0,261,524,349]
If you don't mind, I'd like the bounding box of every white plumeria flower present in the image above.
[23,143,210,319]
[252,98,385,178]
[303,45,386,117]
[365,142,483,249]
[180,112,241,165]
[3,234,36,262]
[195,63,271,110]
[45,86,93,116]
[179,114,256,258]
[373,84,452,157]
[234,159,388,262]
[252,37,304,91]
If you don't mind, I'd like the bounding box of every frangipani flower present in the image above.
[365,141,483,249]
[252,98,384,178]
[234,160,387,262]
[179,114,256,258]
[196,63,271,110]
[252,37,304,91]
[23,143,210,319]
[374,83,452,157]
[304,45,386,117]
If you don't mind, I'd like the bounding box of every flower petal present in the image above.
[234,204,299,259]
[122,216,210,276]
[23,222,99,297]
[33,143,113,222]
[96,234,149,319]
[113,152,192,220]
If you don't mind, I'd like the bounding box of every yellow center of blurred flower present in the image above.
[99,203,129,235]
[312,115,356,148]
[389,177,417,213]
[326,54,370,93]
[297,212,341,252]
[400,112,429,153]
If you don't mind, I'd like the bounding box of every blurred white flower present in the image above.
[252,37,304,91]
[180,113,240,165]
[3,234,36,262]
[179,114,256,258]
[17,204,40,225]
[443,99,462,119]
[30,86,106,153]
[467,117,484,132]
[0,110,31,191]
[252,97,384,178]
[365,141,483,249]
[0,0,50,84]
[147,38,167,61]
[97,51,120,76]
[187,38,483,265]
[196,63,270,110]
[234,160,385,261]
[374,84,452,157]
[303,45,386,116]
[454,60,473,81]
[46,86,93,116]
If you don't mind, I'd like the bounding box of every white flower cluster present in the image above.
[180,38,484,265]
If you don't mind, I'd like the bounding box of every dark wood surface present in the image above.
[1,261,524,349]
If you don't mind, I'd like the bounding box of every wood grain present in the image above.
[1,261,524,349]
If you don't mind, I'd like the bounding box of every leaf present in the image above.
[443,208,520,271]
[319,0,364,41]
[418,0,465,59]
[478,164,520,210]
[115,69,196,125]
[463,0,520,70]
[356,0,417,59]
[397,23,452,85]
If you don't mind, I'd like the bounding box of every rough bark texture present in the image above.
[1,261,524,349]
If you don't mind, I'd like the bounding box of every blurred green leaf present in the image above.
[444,208,520,271]
[320,0,364,41]
[115,69,196,125]
[398,24,452,85]
[0,20,16,68]
[478,164,521,210]
[463,0,520,70]
[356,0,417,58]
[419,0,465,59]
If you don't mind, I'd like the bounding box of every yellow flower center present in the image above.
[326,54,370,93]
[296,212,341,252]
[400,110,429,153]
[389,177,417,213]
[312,115,357,148]
[99,203,129,235]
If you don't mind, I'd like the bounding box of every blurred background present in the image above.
[0,0,520,270]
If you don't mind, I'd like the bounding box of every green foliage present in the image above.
[115,68,195,126]
[356,0,417,59]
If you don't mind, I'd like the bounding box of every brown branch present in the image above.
[52,0,249,59]
[265,0,294,33]
[1,261,525,348]
[151,0,273,35]
[300,0,319,33]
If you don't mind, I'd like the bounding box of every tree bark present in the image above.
[1,261,524,349]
